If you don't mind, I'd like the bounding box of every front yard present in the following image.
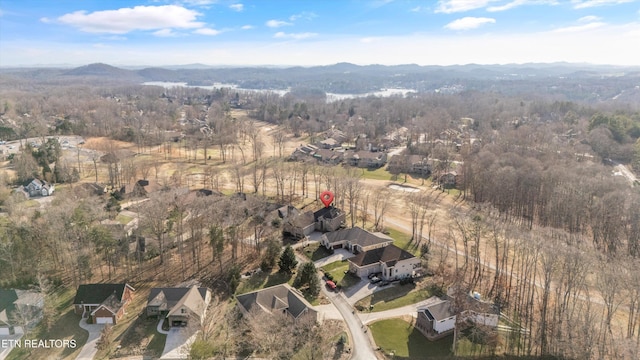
[299,242,333,261]
[369,318,453,359]
[320,260,360,290]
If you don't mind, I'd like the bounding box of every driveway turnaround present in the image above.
[75,318,104,360]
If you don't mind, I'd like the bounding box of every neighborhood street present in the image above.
[321,286,379,360]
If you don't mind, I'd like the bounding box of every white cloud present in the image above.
[266,19,292,28]
[578,15,602,22]
[241,25,254,30]
[553,21,605,32]
[153,29,179,37]
[5,22,640,67]
[487,0,558,12]
[57,5,204,34]
[445,17,496,30]
[435,0,498,13]
[572,0,634,9]
[182,0,217,6]
[274,32,318,39]
[360,37,379,43]
[102,35,127,41]
[193,28,221,36]
[0,9,4,17]
[40,17,51,23]
[289,12,317,21]
[229,4,244,12]
[410,6,424,12]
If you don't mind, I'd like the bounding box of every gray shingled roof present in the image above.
[424,301,455,321]
[167,286,207,319]
[324,227,392,248]
[236,283,316,319]
[348,244,415,267]
[147,287,209,312]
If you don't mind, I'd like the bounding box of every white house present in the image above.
[347,244,421,280]
[416,296,499,339]
[24,179,54,197]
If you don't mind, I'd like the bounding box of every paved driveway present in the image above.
[75,318,104,360]
[160,326,199,359]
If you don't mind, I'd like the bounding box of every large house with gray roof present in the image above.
[320,226,393,254]
[147,286,211,327]
[348,244,421,280]
[235,283,317,322]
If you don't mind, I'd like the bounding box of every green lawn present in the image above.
[359,167,393,181]
[116,214,134,225]
[300,243,332,261]
[369,319,453,359]
[236,270,294,295]
[385,227,420,256]
[355,284,432,312]
[320,260,360,289]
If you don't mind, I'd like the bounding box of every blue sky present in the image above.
[1,0,639,67]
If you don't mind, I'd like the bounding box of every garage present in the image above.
[95,316,113,324]
[332,243,343,249]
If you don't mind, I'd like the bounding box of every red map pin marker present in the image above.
[320,190,334,208]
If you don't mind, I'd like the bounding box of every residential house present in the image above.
[119,179,163,198]
[320,227,392,253]
[147,286,211,327]
[416,295,499,340]
[282,208,315,239]
[24,178,55,197]
[415,301,457,338]
[348,244,421,279]
[343,150,387,168]
[317,137,341,149]
[311,148,343,165]
[73,283,135,324]
[388,155,432,176]
[283,205,345,239]
[236,283,317,322]
[438,171,458,188]
[314,206,345,232]
[289,144,319,161]
[0,289,44,335]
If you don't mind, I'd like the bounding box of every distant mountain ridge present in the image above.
[2,62,639,99]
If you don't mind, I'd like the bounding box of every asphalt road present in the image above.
[321,286,378,360]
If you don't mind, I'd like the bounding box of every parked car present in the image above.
[326,280,337,290]
[370,276,381,284]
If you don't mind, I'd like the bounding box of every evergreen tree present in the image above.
[278,245,297,274]
[294,262,320,298]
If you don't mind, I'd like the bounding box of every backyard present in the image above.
[369,318,453,359]
[355,283,433,312]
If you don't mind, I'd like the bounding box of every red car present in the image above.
[326,280,337,290]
